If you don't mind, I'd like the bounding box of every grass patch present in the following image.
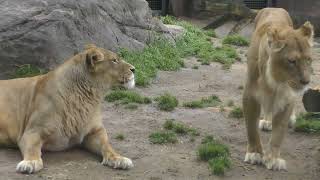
[228,106,243,119]
[149,131,178,144]
[183,95,221,109]
[198,135,231,175]
[115,134,125,141]
[13,64,45,78]
[163,119,200,136]
[105,90,151,105]
[204,30,216,37]
[155,93,179,111]
[295,113,320,133]
[222,35,249,46]
[120,16,239,86]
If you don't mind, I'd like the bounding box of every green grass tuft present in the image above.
[209,157,231,175]
[198,135,231,175]
[14,64,45,78]
[105,90,151,105]
[149,131,178,144]
[228,106,243,119]
[183,95,221,109]
[160,15,177,25]
[163,119,200,136]
[155,93,179,111]
[222,35,249,46]
[295,113,320,133]
[204,30,216,37]
[115,134,125,141]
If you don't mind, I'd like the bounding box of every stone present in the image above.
[0,0,170,78]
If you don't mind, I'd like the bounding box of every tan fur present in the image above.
[243,8,314,171]
[0,44,135,173]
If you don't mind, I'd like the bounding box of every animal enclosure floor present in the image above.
[1,40,320,180]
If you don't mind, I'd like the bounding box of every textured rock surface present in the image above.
[0,0,168,78]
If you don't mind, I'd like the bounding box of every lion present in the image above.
[243,8,314,171]
[0,44,135,173]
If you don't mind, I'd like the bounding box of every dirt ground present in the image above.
[1,38,320,180]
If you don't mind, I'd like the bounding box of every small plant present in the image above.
[208,157,231,175]
[228,106,243,119]
[163,119,200,136]
[226,100,234,107]
[220,105,225,112]
[155,93,179,111]
[105,90,151,105]
[222,35,249,46]
[204,30,216,37]
[197,135,231,175]
[14,64,45,78]
[183,95,221,109]
[160,15,177,25]
[115,134,125,141]
[192,65,199,69]
[295,113,320,133]
[149,131,178,144]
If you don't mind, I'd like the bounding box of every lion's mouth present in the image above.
[288,81,308,93]
[120,74,135,89]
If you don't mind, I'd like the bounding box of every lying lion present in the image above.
[243,8,313,170]
[0,44,135,173]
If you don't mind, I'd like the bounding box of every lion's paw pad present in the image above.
[264,158,287,171]
[102,156,133,169]
[259,120,272,131]
[244,152,263,164]
[16,160,43,174]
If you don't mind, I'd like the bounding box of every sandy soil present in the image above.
[0,39,320,180]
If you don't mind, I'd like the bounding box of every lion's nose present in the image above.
[130,68,135,73]
[300,79,310,85]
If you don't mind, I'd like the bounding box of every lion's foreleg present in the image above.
[82,127,133,169]
[16,131,44,174]
[263,104,293,171]
[243,91,263,164]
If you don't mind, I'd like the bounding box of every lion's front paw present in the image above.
[244,152,263,164]
[259,119,272,131]
[263,157,287,171]
[102,156,133,169]
[16,159,43,174]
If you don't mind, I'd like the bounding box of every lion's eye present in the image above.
[112,59,118,64]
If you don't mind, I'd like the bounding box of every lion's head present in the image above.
[267,21,314,91]
[83,44,135,89]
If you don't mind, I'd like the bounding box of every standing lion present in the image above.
[243,8,314,170]
[0,44,135,173]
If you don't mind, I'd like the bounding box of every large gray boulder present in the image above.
[0,0,168,78]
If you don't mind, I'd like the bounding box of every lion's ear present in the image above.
[86,49,104,71]
[267,27,286,52]
[85,44,97,50]
[299,21,314,47]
